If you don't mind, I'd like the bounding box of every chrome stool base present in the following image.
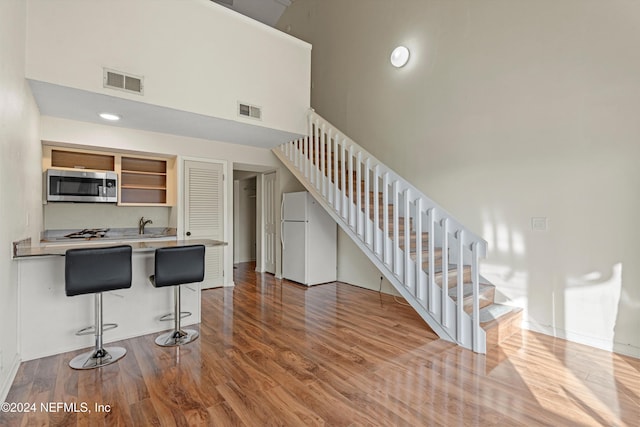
[69,346,126,370]
[155,329,199,347]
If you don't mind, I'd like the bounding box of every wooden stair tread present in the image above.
[449,283,496,312]
[448,282,494,300]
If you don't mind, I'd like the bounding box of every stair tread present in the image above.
[448,283,494,299]
[432,264,471,275]
[479,303,522,324]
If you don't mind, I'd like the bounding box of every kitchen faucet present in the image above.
[138,216,153,234]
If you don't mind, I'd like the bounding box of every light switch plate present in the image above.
[531,217,548,231]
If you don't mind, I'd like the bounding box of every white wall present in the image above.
[26,0,311,135]
[0,0,42,401]
[44,204,171,230]
[40,116,301,283]
[279,0,640,357]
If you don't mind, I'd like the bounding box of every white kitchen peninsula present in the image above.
[13,238,226,361]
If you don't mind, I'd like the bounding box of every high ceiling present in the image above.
[211,0,292,27]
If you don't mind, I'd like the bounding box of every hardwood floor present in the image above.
[2,262,639,426]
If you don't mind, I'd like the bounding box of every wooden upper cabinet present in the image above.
[42,144,176,206]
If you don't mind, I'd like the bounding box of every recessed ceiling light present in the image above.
[99,113,120,121]
[390,46,410,68]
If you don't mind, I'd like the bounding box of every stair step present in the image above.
[480,304,523,349]
[398,231,429,248]
[360,191,385,202]
[365,215,412,234]
[449,283,495,313]
[434,265,471,288]
[409,248,442,264]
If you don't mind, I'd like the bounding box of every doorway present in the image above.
[233,174,257,264]
[233,165,277,275]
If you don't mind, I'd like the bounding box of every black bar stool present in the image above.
[65,245,132,370]
[149,245,205,346]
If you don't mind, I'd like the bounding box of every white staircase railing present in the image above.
[273,110,488,353]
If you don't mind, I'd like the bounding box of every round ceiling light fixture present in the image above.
[99,113,120,121]
[390,46,410,68]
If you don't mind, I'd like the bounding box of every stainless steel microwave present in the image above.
[46,169,117,203]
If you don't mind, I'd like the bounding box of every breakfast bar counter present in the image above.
[13,235,227,361]
[13,237,226,258]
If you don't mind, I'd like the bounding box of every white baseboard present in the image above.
[523,321,640,359]
[0,353,21,403]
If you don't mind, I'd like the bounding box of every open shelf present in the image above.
[121,171,167,189]
[121,188,167,204]
[120,157,169,205]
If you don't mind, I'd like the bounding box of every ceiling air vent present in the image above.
[238,102,262,120]
[103,68,144,95]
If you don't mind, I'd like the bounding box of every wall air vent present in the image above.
[103,68,144,95]
[238,102,262,120]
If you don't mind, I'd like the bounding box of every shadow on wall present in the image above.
[480,217,626,355]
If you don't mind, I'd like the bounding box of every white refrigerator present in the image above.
[281,191,337,286]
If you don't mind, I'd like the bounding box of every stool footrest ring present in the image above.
[75,323,118,336]
[159,311,192,322]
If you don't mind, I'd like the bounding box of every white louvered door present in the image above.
[184,160,224,288]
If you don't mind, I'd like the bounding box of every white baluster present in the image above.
[327,129,333,204]
[333,134,339,212]
[404,188,411,289]
[456,229,464,341]
[306,116,312,180]
[373,165,380,256]
[309,123,314,184]
[364,158,371,247]
[348,145,355,228]
[304,136,311,180]
[320,124,326,197]
[415,198,423,304]
[314,124,320,187]
[441,218,449,327]
[298,139,304,173]
[392,180,399,276]
[383,173,390,266]
[356,151,362,237]
[427,208,435,313]
[340,139,346,218]
[292,140,298,169]
[472,242,481,353]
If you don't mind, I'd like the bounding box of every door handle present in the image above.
[186,231,191,236]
